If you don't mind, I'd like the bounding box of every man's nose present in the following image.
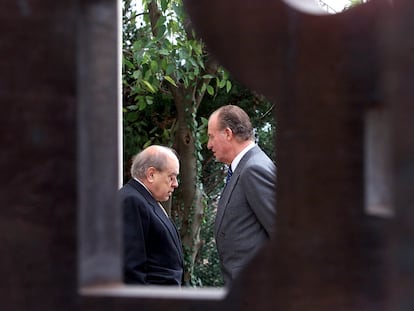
[172,179,179,187]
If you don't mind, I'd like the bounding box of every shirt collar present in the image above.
[133,177,152,196]
[133,178,169,217]
[231,141,255,172]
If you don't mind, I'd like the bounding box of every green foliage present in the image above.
[123,0,182,178]
[122,0,231,168]
[122,93,177,180]
[192,202,224,287]
[123,0,229,104]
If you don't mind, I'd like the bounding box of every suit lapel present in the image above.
[151,202,184,264]
[215,178,235,235]
[215,146,259,235]
[128,179,184,264]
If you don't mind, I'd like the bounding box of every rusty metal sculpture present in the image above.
[183,0,414,309]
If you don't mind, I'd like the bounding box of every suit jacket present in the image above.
[120,179,184,285]
[215,145,277,286]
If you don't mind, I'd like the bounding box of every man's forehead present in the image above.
[208,119,219,131]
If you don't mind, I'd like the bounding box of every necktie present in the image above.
[226,166,233,184]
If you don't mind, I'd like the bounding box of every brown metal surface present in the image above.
[1,0,414,310]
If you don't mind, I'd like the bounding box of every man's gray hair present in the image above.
[215,105,254,141]
[130,145,178,179]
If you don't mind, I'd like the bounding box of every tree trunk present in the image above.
[147,0,217,285]
[172,88,204,285]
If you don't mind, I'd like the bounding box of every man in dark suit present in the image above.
[119,145,184,285]
[207,105,277,286]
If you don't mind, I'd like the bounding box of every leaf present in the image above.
[145,96,153,106]
[226,80,232,93]
[188,57,197,67]
[159,49,170,56]
[206,85,214,96]
[164,75,177,87]
[166,64,175,75]
[200,83,206,94]
[161,0,168,11]
[133,40,142,51]
[126,104,138,111]
[156,25,167,39]
[150,60,158,72]
[143,69,152,81]
[142,80,156,93]
[219,79,227,88]
[138,98,147,111]
[132,70,141,79]
[183,76,189,88]
[126,111,138,122]
[222,70,229,80]
[156,15,167,29]
[179,49,188,60]
[194,66,200,76]
[160,58,167,70]
[123,58,135,70]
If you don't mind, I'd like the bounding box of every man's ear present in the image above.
[147,167,156,182]
[225,127,233,139]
